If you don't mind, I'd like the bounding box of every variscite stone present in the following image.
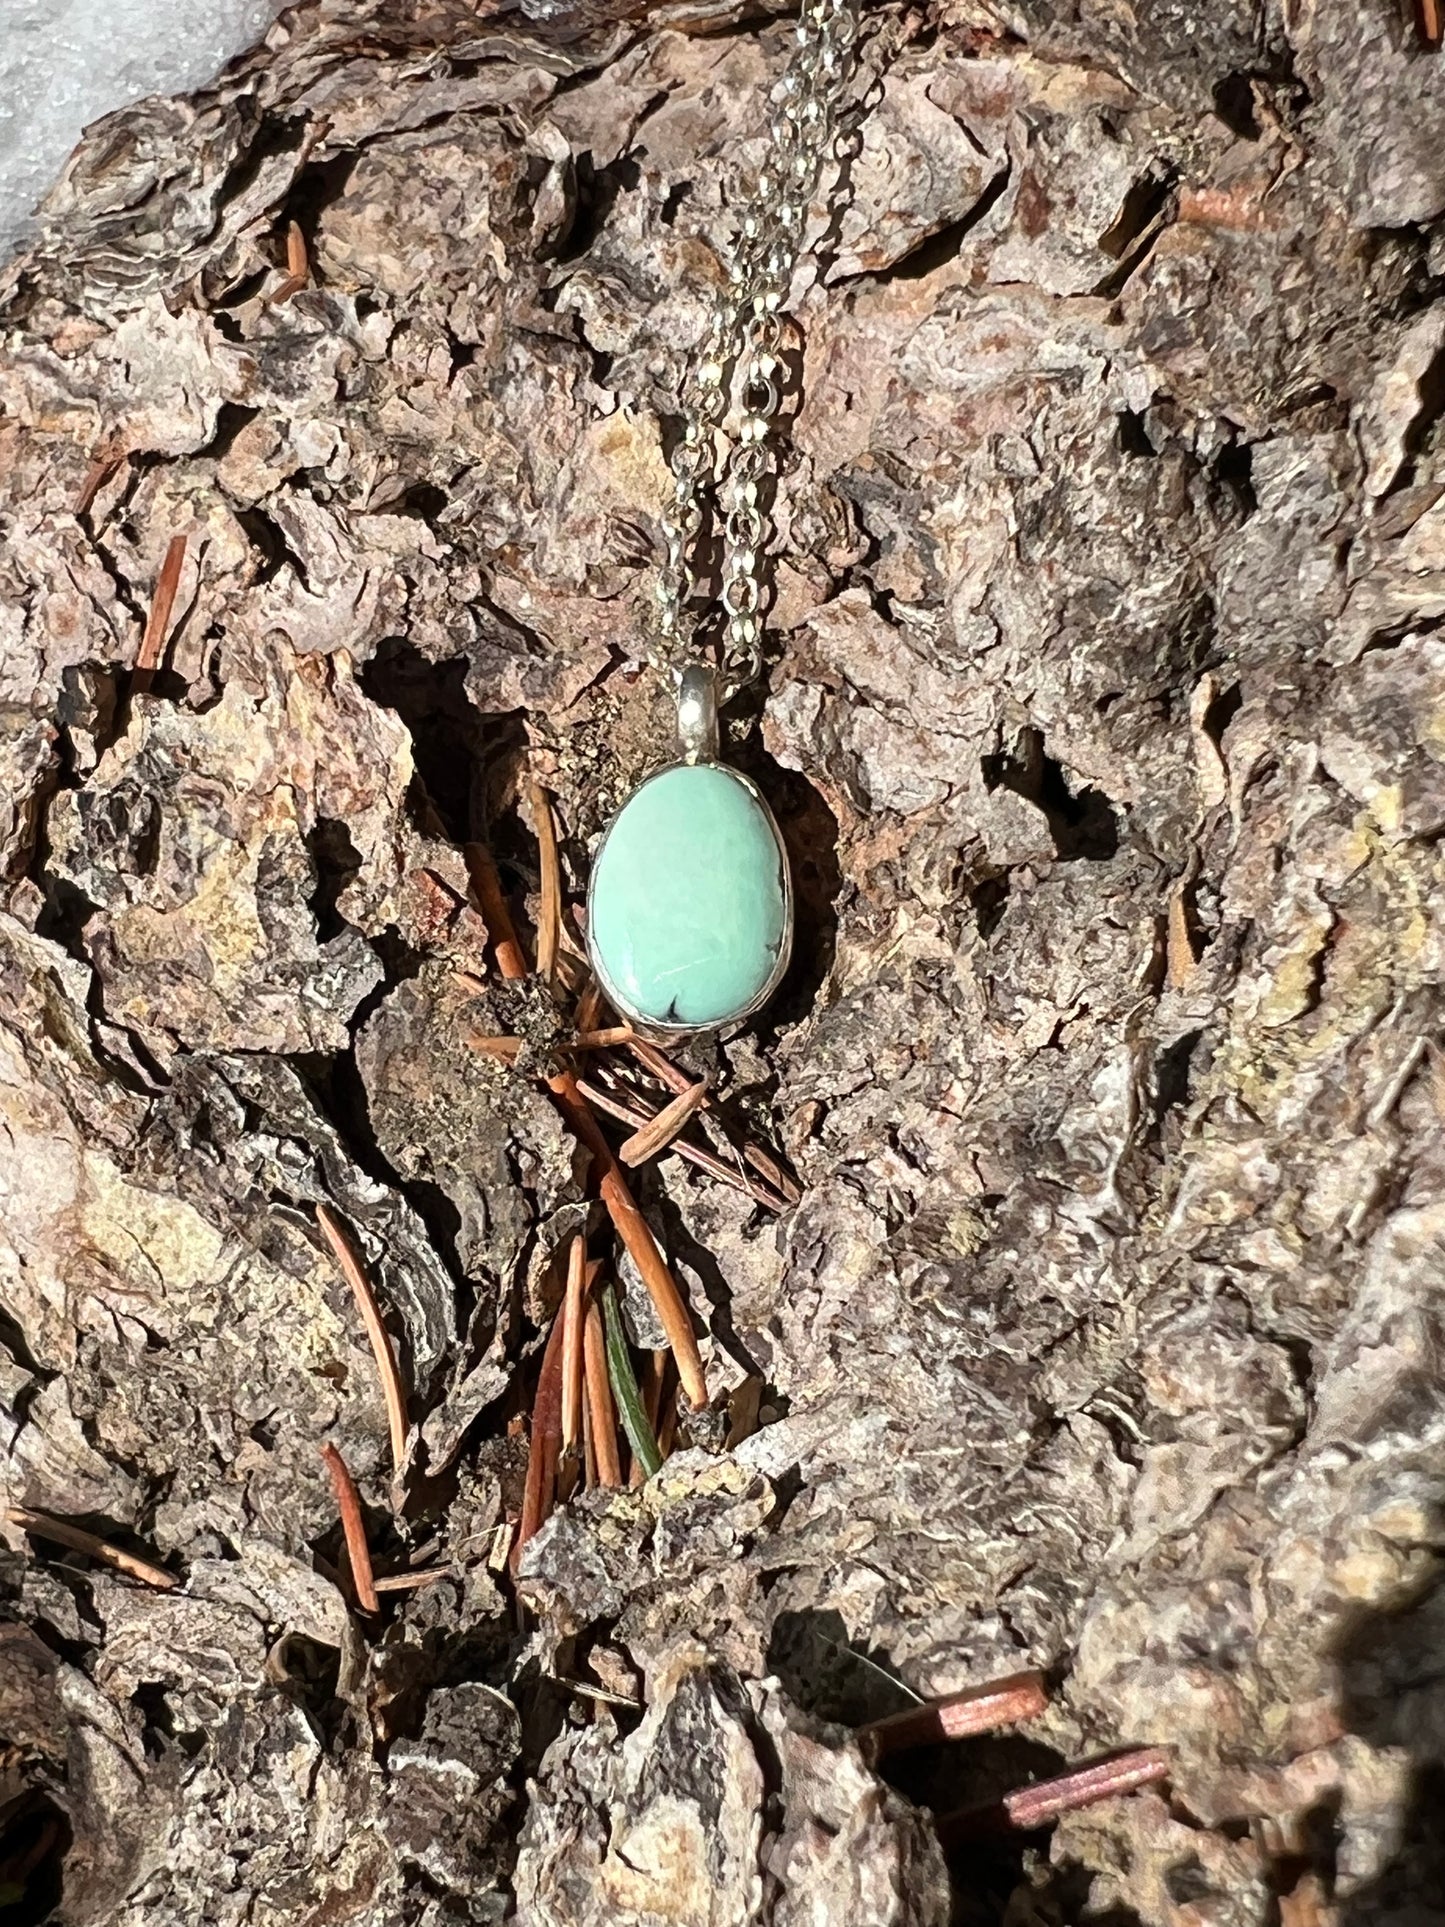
[588,763,790,1030]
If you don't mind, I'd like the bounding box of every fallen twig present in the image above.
[315,1203,409,1476]
[319,1443,380,1613]
[4,1504,178,1591]
[134,533,188,688]
[858,1670,1048,1763]
[584,1300,623,1486]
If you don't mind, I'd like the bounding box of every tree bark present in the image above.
[2,2,1444,1922]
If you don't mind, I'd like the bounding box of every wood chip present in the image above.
[466,1032,523,1062]
[1166,884,1198,988]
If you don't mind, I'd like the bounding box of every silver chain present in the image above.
[652,0,862,702]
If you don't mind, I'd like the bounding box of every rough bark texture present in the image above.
[3,1,1445,1922]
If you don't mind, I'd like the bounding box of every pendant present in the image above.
[586,665,793,1037]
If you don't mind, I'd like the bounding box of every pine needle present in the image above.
[464,840,707,1407]
[135,534,187,687]
[619,1076,709,1166]
[583,1300,622,1485]
[320,1442,379,1613]
[531,780,563,989]
[561,1234,587,1453]
[601,1281,663,1479]
[513,1308,567,1573]
[5,1504,178,1590]
[315,1203,409,1476]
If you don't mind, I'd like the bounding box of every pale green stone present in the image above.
[590,764,788,1028]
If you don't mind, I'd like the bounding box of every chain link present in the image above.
[652,0,862,702]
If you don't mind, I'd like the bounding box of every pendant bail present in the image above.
[676,662,720,764]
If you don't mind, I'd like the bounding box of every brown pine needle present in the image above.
[372,1568,446,1593]
[644,1349,668,1431]
[657,1377,680,1458]
[74,439,126,515]
[554,1070,708,1409]
[859,1671,1049,1764]
[574,1025,635,1048]
[513,1307,568,1574]
[574,1075,788,1210]
[582,1383,598,1488]
[464,843,530,982]
[939,1747,1171,1845]
[463,1029,630,1065]
[267,221,311,303]
[624,1034,801,1204]
[531,780,563,989]
[583,1300,622,1486]
[619,1076,710,1167]
[561,1235,587,1453]
[631,1352,667,1485]
[315,1203,409,1475]
[319,1443,380,1613]
[134,533,187,686]
[1002,1747,1170,1828]
[1422,0,1441,47]
[5,1504,178,1591]
[463,841,708,1408]
[574,980,606,1034]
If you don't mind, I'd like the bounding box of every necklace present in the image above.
[585,0,862,1039]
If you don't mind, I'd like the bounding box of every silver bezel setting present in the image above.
[585,760,795,1040]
